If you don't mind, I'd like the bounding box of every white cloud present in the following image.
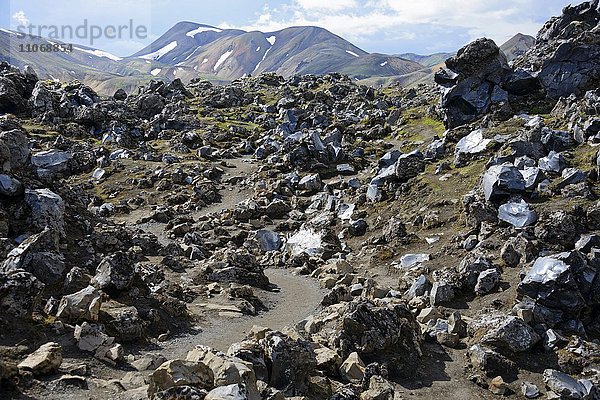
[12,11,30,27]
[221,0,570,53]
[296,0,357,11]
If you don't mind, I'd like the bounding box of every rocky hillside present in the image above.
[0,1,600,400]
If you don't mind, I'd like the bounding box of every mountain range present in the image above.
[0,22,534,95]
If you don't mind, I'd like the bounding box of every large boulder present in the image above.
[17,342,62,376]
[0,77,27,114]
[514,0,600,99]
[1,228,65,284]
[0,129,30,171]
[517,251,596,316]
[205,249,270,289]
[0,270,44,319]
[91,252,135,293]
[0,63,37,114]
[186,345,259,400]
[435,38,513,128]
[24,188,65,238]
[469,311,540,354]
[147,360,214,399]
[260,331,316,395]
[31,149,72,178]
[56,285,102,322]
[482,163,526,203]
[308,299,422,376]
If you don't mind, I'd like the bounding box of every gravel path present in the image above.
[158,268,325,358]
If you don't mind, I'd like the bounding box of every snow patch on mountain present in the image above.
[267,36,276,46]
[253,47,272,74]
[74,47,123,61]
[346,50,360,57]
[214,50,233,71]
[150,68,161,76]
[186,26,223,37]
[139,41,178,61]
[380,61,388,67]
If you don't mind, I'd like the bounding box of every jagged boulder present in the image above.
[0,270,44,319]
[91,252,135,293]
[435,38,513,128]
[56,285,102,322]
[17,342,62,376]
[2,228,64,284]
[260,331,316,395]
[0,63,37,114]
[514,0,600,99]
[24,189,65,238]
[186,345,260,400]
[469,311,540,354]
[517,251,596,315]
[308,299,422,376]
[147,360,214,399]
[0,129,30,171]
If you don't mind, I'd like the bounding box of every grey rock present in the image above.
[482,163,526,202]
[383,217,406,243]
[521,382,540,399]
[0,269,44,319]
[498,199,537,228]
[468,344,517,379]
[24,188,65,237]
[0,129,30,171]
[436,38,512,128]
[298,174,322,191]
[91,252,134,293]
[543,369,598,399]
[405,275,430,299]
[538,151,566,173]
[0,174,23,197]
[475,269,500,295]
[399,253,430,269]
[394,150,425,182]
[74,322,113,352]
[17,342,62,376]
[260,331,316,394]
[253,230,282,252]
[31,149,72,177]
[517,251,592,314]
[113,88,127,100]
[205,384,249,400]
[430,281,455,306]
[454,128,491,165]
[56,285,102,322]
[471,311,540,353]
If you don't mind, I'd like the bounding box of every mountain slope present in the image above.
[500,33,536,61]
[0,22,446,93]
[398,52,455,67]
[131,24,425,82]
[0,29,161,94]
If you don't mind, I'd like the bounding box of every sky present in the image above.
[0,0,575,56]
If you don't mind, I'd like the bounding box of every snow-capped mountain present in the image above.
[127,22,424,82]
[0,22,429,94]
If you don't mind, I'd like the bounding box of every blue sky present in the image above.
[1,0,574,56]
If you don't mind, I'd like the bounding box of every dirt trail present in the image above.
[159,269,325,358]
[111,156,326,358]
